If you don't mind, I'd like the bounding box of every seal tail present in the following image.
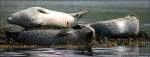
[69,10,88,20]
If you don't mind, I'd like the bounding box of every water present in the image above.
[0,0,150,57]
[0,46,150,57]
[0,0,150,32]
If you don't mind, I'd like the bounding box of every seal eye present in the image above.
[38,9,48,14]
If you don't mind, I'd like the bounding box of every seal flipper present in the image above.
[69,10,88,20]
[37,8,49,14]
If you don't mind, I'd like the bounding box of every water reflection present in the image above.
[0,46,150,57]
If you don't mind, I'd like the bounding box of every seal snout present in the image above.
[7,17,13,23]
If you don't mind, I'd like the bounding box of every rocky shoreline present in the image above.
[0,27,150,49]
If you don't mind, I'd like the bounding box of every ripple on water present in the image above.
[0,47,150,57]
[0,52,26,57]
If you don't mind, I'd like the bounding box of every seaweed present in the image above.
[0,27,16,45]
[95,30,150,47]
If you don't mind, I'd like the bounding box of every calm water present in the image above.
[0,46,150,57]
[0,0,150,57]
[0,0,150,32]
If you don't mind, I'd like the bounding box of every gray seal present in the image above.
[7,7,87,29]
[90,15,139,36]
[8,25,95,46]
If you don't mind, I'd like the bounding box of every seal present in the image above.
[5,24,94,54]
[7,24,94,46]
[90,15,139,36]
[7,7,87,29]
